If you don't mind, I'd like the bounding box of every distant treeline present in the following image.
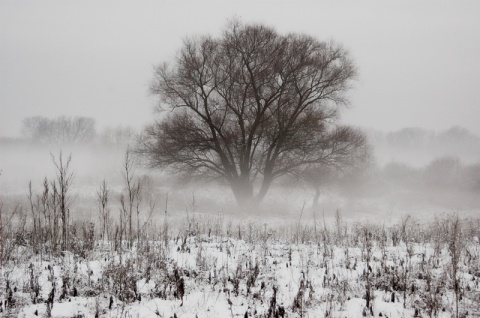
[8,116,137,146]
[305,154,480,196]
[300,126,480,202]
[366,126,480,165]
[381,156,480,192]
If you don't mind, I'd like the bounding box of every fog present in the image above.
[1,125,479,225]
[2,1,480,137]
[1,1,480,224]
[368,126,480,166]
[3,4,480,317]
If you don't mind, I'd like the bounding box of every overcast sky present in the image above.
[1,1,479,137]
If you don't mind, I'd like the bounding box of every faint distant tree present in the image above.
[302,165,337,207]
[21,116,49,141]
[61,116,96,143]
[300,128,370,206]
[386,127,430,149]
[138,20,364,207]
[435,126,480,154]
[460,162,480,191]
[424,156,461,188]
[437,126,479,146]
[21,116,96,144]
[99,125,136,146]
[383,162,419,186]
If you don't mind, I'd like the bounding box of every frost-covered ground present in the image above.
[2,214,480,318]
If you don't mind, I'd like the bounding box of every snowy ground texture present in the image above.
[2,214,480,318]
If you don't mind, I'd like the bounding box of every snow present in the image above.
[3,216,480,318]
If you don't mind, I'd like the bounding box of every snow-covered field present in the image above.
[2,212,480,318]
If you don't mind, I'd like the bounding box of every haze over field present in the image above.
[1,3,480,318]
[1,1,480,218]
[1,1,480,138]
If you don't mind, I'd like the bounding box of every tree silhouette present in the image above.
[139,20,368,206]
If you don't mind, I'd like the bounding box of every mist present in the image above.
[2,4,480,315]
[1,123,479,225]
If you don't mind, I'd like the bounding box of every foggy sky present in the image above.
[1,1,479,137]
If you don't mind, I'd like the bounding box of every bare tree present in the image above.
[65,116,96,143]
[120,149,141,248]
[139,20,363,206]
[22,116,96,144]
[302,165,338,207]
[448,215,464,318]
[97,180,110,242]
[50,180,60,252]
[51,152,75,251]
[0,202,22,263]
[424,156,461,189]
[22,116,49,141]
[99,125,136,146]
[301,127,370,206]
[27,181,39,251]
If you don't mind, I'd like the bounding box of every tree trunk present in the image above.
[231,180,254,207]
[252,177,273,206]
[230,175,275,208]
[312,186,321,207]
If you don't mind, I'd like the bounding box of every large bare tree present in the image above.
[139,20,368,206]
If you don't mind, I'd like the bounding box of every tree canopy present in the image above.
[139,20,369,206]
